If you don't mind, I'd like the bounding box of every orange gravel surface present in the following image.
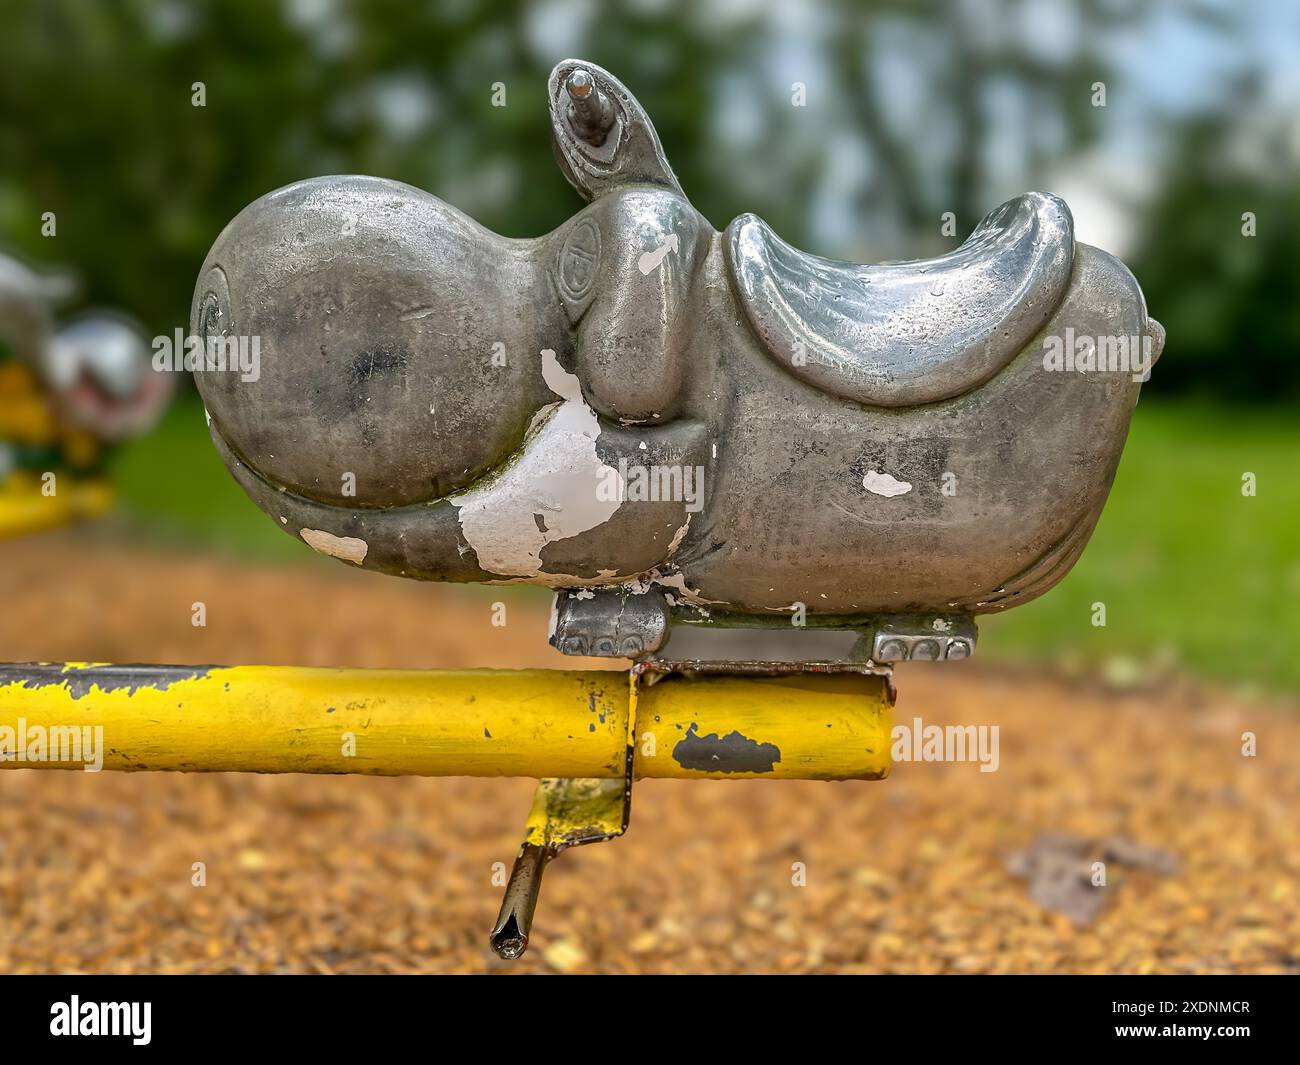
[1,535,1296,974]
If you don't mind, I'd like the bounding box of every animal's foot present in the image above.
[859,615,977,663]
[550,588,671,658]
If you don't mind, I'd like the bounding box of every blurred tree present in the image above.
[1130,89,1300,399]
[0,0,1290,400]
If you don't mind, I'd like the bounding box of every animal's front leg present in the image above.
[550,586,671,658]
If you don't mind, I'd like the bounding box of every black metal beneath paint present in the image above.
[0,663,214,700]
[671,722,781,774]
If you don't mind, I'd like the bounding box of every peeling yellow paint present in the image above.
[0,666,891,781]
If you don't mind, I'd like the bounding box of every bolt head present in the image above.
[912,639,941,661]
[566,69,595,100]
[876,638,907,662]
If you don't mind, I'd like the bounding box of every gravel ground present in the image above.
[1,534,1297,974]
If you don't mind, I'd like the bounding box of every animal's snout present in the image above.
[190,175,557,510]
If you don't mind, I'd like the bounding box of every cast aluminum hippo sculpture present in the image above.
[191,59,1163,660]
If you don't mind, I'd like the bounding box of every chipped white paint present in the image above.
[862,470,912,497]
[279,516,288,525]
[450,350,624,580]
[665,515,691,558]
[932,618,952,632]
[641,569,724,607]
[574,589,596,600]
[301,528,369,565]
[637,233,680,275]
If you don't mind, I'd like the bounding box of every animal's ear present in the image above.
[548,60,683,203]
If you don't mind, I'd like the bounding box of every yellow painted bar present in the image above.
[0,366,59,443]
[0,474,114,539]
[0,665,630,778]
[636,673,890,781]
[0,664,891,781]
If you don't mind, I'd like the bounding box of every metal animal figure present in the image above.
[192,60,1163,660]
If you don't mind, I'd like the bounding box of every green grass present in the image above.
[109,394,308,562]
[978,400,1300,692]
[110,395,1300,691]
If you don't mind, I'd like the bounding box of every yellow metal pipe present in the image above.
[0,663,891,781]
[0,366,60,443]
[636,672,891,781]
[0,474,114,539]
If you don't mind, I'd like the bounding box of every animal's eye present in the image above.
[199,291,224,340]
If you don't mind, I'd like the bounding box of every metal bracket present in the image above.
[487,655,898,959]
[489,764,633,960]
[489,675,637,960]
[550,588,977,665]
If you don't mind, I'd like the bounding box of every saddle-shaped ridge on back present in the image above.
[725,191,1075,407]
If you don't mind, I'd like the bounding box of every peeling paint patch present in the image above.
[450,350,623,579]
[637,233,680,275]
[618,564,722,608]
[301,528,369,565]
[651,569,724,607]
[672,722,781,773]
[665,515,691,558]
[862,470,912,497]
[0,663,212,701]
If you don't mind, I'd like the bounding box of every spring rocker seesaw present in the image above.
[0,250,173,539]
[0,60,1162,959]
